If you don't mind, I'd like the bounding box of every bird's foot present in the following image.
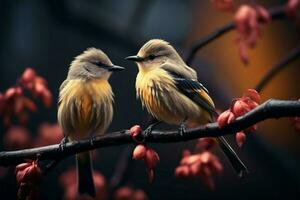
[143,121,161,137]
[144,124,154,137]
[59,137,68,152]
[90,135,96,146]
[178,123,186,136]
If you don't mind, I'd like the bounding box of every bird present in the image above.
[58,48,124,196]
[125,39,248,177]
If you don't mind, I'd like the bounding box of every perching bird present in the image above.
[58,48,124,196]
[126,39,248,177]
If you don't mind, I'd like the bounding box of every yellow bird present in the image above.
[58,48,124,196]
[126,39,247,176]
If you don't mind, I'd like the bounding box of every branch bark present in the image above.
[0,99,299,167]
[185,5,286,65]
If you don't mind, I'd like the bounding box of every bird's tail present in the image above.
[76,151,96,197]
[216,136,249,177]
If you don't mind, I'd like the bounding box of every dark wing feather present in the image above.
[164,69,217,117]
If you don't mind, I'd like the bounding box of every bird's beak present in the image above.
[125,55,143,62]
[108,65,125,72]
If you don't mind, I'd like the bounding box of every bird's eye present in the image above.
[92,61,104,68]
[148,54,156,60]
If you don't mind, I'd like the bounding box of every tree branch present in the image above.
[255,46,300,92]
[185,5,286,65]
[0,99,299,167]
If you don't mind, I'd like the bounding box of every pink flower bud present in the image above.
[129,125,142,137]
[234,5,270,64]
[217,110,235,128]
[15,161,42,185]
[236,131,246,147]
[244,89,260,103]
[41,90,52,107]
[242,97,259,110]
[232,99,251,117]
[132,145,147,160]
[21,68,36,83]
[34,82,45,94]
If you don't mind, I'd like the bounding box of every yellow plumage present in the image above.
[58,48,124,196]
[136,67,213,126]
[58,78,113,140]
[127,39,247,177]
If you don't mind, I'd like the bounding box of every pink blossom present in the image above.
[132,144,160,183]
[129,125,160,182]
[0,68,53,126]
[234,5,270,64]
[217,89,261,146]
[175,150,223,190]
[19,68,53,108]
[15,161,42,200]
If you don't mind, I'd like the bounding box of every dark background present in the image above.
[0,0,299,199]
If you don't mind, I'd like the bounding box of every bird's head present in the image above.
[68,48,124,80]
[125,39,184,71]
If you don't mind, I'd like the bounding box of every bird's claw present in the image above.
[144,125,153,137]
[179,123,186,136]
[90,135,96,146]
[59,137,68,152]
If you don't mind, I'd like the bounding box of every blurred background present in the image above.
[0,0,299,199]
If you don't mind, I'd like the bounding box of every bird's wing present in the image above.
[163,68,217,117]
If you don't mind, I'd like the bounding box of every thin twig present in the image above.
[185,5,286,65]
[0,99,299,167]
[255,46,300,92]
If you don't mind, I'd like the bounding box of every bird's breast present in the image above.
[58,78,113,140]
[136,69,203,125]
